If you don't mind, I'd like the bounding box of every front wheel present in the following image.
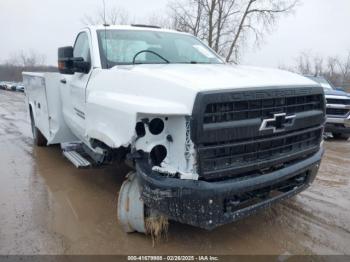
[117,172,147,233]
[117,171,169,239]
[332,133,350,140]
[30,110,47,147]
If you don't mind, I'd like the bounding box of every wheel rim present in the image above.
[117,172,146,233]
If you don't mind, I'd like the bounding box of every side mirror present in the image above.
[73,58,91,74]
[58,46,91,74]
[58,46,74,75]
[335,87,345,92]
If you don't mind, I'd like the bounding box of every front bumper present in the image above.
[137,148,324,230]
[327,115,350,126]
[325,123,350,134]
[326,100,350,128]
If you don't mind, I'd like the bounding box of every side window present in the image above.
[73,32,91,63]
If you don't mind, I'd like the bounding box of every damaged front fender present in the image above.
[85,91,191,149]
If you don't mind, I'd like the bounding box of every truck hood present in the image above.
[86,64,320,148]
[88,63,319,117]
[111,64,317,91]
[324,88,350,97]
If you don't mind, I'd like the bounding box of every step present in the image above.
[63,150,91,168]
[61,142,83,152]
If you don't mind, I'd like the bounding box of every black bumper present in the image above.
[325,123,350,134]
[137,148,323,230]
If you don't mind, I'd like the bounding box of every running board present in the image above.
[63,150,91,168]
[61,142,91,168]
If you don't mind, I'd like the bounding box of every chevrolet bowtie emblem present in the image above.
[259,113,296,133]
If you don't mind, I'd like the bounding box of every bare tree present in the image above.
[327,56,338,79]
[81,6,131,25]
[294,51,312,75]
[313,55,324,76]
[337,52,350,87]
[1,50,55,82]
[6,50,46,67]
[169,0,298,62]
[281,51,350,91]
[147,12,173,29]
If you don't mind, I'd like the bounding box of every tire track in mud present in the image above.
[276,200,350,254]
[274,137,350,254]
[0,91,67,254]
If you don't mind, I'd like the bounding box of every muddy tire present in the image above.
[332,133,350,140]
[30,110,47,147]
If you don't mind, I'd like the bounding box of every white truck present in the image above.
[24,25,326,234]
[306,76,350,140]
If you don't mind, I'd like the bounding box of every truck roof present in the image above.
[86,25,189,35]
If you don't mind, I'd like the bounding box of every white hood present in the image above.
[85,64,319,148]
[112,64,317,91]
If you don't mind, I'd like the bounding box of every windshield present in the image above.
[306,76,334,90]
[97,30,223,68]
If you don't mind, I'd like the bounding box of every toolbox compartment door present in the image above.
[23,72,77,145]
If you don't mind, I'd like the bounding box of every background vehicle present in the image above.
[15,83,25,92]
[2,82,16,91]
[0,82,6,90]
[3,82,11,90]
[23,25,325,234]
[0,82,24,91]
[306,76,350,140]
[10,84,17,91]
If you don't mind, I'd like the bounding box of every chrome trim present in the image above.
[326,104,350,109]
[259,113,296,133]
[327,116,350,127]
[325,95,350,100]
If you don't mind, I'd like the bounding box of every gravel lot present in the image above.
[0,90,349,255]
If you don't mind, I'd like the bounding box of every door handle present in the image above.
[60,78,67,84]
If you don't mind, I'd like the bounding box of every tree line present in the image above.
[0,50,57,82]
[82,0,299,63]
[1,0,349,91]
[81,0,350,91]
[280,51,350,91]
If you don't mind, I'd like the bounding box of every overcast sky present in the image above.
[0,0,349,68]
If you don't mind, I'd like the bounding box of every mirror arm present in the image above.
[72,58,90,74]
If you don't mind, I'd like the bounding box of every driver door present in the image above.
[65,31,92,139]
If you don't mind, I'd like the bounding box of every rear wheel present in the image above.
[332,133,350,140]
[30,109,47,147]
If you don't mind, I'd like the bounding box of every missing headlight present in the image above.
[149,118,164,135]
[150,145,167,166]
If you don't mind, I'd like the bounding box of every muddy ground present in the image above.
[0,90,349,255]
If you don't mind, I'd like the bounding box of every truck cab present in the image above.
[24,25,325,234]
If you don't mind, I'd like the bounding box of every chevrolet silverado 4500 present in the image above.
[23,25,325,233]
[306,76,350,140]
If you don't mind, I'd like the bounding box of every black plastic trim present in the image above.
[325,123,350,134]
[136,148,324,230]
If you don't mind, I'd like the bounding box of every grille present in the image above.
[204,94,323,124]
[192,86,325,181]
[326,98,350,105]
[326,108,350,116]
[198,127,322,180]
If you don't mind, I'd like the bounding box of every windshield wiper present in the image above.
[132,50,170,64]
[178,61,216,64]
